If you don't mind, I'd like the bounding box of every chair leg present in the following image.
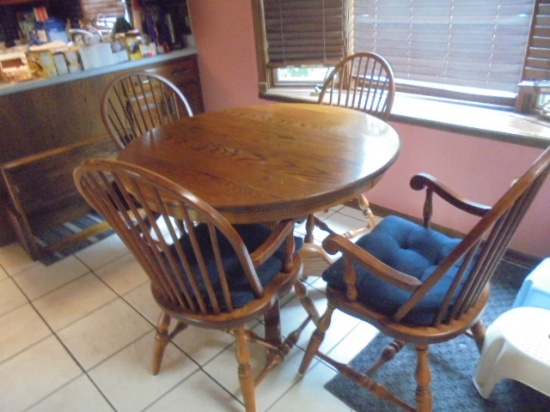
[470,320,487,352]
[415,344,433,412]
[273,281,317,355]
[152,313,187,375]
[299,303,336,374]
[152,312,172,375]
[263,288,314,361]
[293,280,320,324]
[234,325,257,412]
[366,339,406,377]
[301,310,415,411]
[264,301,282,344]
[262,302,285,379]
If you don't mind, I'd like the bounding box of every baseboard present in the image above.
[346,200,542,270]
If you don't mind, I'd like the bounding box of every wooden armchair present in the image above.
[299,146,550,411]
[303,52,396,276]
[102,72,193,149]
[74,158,318,412]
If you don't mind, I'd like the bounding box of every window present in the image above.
[254,0,349,91]
[263,0,348,64]
[354,0,534,105]
[254,0,550,107]
[275,66,331,84]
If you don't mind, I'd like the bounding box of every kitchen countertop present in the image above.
[0,47,198,96]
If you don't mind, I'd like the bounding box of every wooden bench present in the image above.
[1,136,119,260]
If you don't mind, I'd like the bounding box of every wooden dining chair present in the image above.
[303,52,396,277]
[299,146,550,412]
[73,158,318,412]
[318,52,395,121]
[101,72,193,149]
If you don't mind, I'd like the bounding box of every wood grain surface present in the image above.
[119,103,401,223]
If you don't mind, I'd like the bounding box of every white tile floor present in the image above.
[0,205,379,412]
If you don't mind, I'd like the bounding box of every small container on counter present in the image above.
[0,52,33,82]
[27,50,58,78]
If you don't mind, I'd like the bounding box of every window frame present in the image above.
[253,0,350,93]
[253,0,550,109]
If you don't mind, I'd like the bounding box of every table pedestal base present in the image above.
[299,242,337,278]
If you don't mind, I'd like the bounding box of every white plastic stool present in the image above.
[473,307,550,399]
[513,258,550,309]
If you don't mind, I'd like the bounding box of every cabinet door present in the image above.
[0,52,204,246]
[142,56,204,114]
[0,0,34,4]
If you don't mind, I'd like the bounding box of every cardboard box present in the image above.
[79,43,115,70]
[53,52,69,75]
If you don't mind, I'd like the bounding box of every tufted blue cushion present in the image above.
[169,223,303,309]
[323,215,473,326]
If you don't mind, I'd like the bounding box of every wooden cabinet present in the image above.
[143,56,204,116]
[0,52,204,246]
[0,0,36,4]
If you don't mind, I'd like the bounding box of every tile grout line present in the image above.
[1,205,369,411]
[5,279,118,411]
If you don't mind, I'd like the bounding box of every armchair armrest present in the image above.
[410,173,492,227]
[323,234,422,292]
[249,219,296,267]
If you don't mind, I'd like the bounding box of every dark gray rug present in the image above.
[325,260,550,411]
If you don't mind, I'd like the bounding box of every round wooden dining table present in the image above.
[118,102,401,225]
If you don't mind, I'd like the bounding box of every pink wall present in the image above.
[188,0,550,259]
[368,124,550,259]
[188,0,263,111]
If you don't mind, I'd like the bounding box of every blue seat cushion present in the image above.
[323,215,472,326]
[170,223,303,309]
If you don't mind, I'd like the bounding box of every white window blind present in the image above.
[263,0,348,66]
[353,0,535,95]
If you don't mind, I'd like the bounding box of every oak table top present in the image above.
[118,102,401,224]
